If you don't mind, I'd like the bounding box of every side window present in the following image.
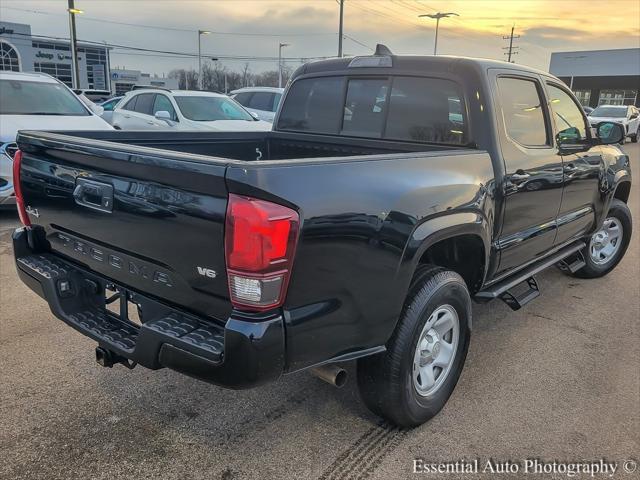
[153,94,178,121]
[133,93,155,116]
[546,83,588,143]
[273,93,283,112]
[385,77,466,145]
[341,79,388,137]
[248,92,275,111]
[121,95,137,112]
[497,77,548,147]
[233,92,252,107]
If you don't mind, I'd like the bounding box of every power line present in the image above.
[3,31,331,62]
[0,6,334,37]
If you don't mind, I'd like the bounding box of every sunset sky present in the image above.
[1,0,639,75]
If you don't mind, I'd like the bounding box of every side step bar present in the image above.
[475,241,586,310]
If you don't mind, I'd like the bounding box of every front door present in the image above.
[491,72,564,277]
[544,81,602,244]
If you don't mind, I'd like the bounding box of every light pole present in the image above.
[278,42,290,88]
[67,0,83,89]
[198,29,210,90]
[418,12,459,55]
[337,0,344,57]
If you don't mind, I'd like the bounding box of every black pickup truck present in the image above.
[12,50,632,427]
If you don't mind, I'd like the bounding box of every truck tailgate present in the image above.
[17,132,232,322]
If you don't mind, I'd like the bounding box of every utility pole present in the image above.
[67,0,82,89]
[278,42,290,88]
[418,12,459,55]
[502,25,520,63]
[338,0,344,57]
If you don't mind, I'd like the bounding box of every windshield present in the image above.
[0,79,89,116]
[174,96,253,121]
[590,106,626,118]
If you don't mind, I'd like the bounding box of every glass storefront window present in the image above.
[573,90,591,106]
[598,90,637,106]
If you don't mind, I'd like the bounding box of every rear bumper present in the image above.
[13,227,285,389]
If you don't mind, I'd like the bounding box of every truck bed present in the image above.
[15,129,490,373]
[38,129,468,161]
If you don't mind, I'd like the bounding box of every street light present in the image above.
[67,0,83,89]
[278,42,290,88]
[418,12,459,55]
[198,29,211,90]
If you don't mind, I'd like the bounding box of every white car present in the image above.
[588,105,640,143]
[111,89,271,131]
[230,87,284,123]
[0,71,113,209]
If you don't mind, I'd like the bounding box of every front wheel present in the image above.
[631,127,638,143]
[573,199,632,278]
[357,266,471,427]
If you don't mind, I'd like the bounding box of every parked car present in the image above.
[12,50,632,428]
[0,71,112,209]
[588,105,640,143]
[99,96,123,124]
[111,88,271,131]
[230,87,284,122]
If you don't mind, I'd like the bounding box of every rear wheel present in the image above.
[573,199,632,278]
[631,127,638,143]
[357,266,471,427]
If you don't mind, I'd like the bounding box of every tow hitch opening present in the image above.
[95,346,136,369]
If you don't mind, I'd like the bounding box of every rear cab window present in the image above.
[277,75,468,145]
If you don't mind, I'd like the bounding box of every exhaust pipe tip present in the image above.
[310,364,348,388]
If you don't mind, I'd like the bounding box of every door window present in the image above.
[233,92,252,107]
[121,95,138,112]
[152,94,177,121]
[546,83,588,143]
[248,92,275,111]
[497,77,548,147]
[133,93,155,116]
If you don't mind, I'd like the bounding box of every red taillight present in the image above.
[12,149,30,227]
[225,194,299,312]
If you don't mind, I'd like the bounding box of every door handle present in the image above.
[510,173,530,183]
[73,178,114,213]
[123,114,131,119]
[147,121,155,125]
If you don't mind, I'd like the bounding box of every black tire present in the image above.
[357,266,471,428]
[573,199,632,279]
[631,128,638,143]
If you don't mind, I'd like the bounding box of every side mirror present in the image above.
[154,110,172,121]
[595,122,624,145]
[630,112,639,119]
[91,104,105,117]
[249,111,260,121]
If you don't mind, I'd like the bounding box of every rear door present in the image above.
[18,132,232,321]
[491,71,564,277]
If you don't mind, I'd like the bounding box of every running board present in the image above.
[556,250,586,274]
[475,241,586,309]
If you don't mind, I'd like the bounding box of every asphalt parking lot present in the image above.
[1,144,638,480]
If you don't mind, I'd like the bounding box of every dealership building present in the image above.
[549,48,640,108]
[0,21,177,94]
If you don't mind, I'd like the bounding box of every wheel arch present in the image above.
[403,212,491,295]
